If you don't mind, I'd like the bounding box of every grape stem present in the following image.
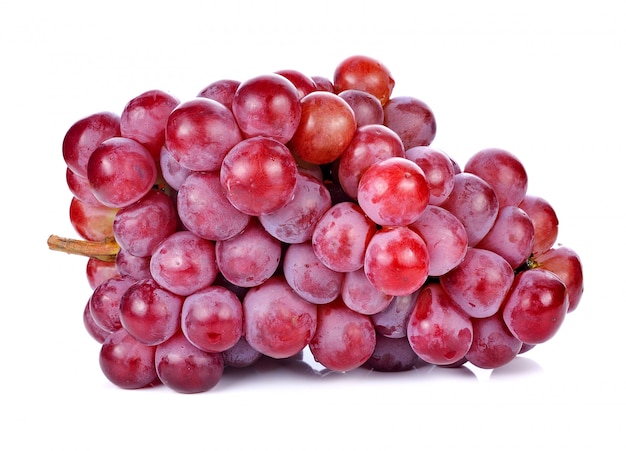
[47,235,120,262]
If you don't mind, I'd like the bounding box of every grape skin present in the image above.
[99,328,157,390]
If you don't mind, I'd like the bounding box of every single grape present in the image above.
[66,167,101,206]
[333,55,395,104]
[119,278,184,346]
[282,241,344,305]
[363,334,422,372]
[311,75,334,92]
[309,299,376,372]
[465,314,522,369]
[408,205,468,277]
[535,246,584,312]
[113,190,178,257]
[275,69,318,99]
[311,202,377,273]
[215,218,282,288]
[370,291,419,338]
[115,248,151,280]
[89,275,137,333]
[231,73,301,143]
[338,124,405,199]
[404,146,455,206]
[363,226,430,296]
[62,111,120,178]
[341,267,393,315]
[406,282,473,366]
[258,172,332,244]
[69,196,117,241]
[383,96,436,149]
[519,194,559,256]
[197,79,240,109]
[242,276,318,359]
[150,231,218,296]
[357,157,430,226]
[440,248,515,319]
[181,285,243,353]
[159,146,191,191]
[289,91,357,165]
[165,97,242,171]
[440,172,499,246]
[220,136,298,216]
[99,328,157,389]
[222,336,262,368]
[476,205,535,269]
[87,137,158,208]
[155,331,224,394]
[464,148,528,208]
[86,258,118,290]
[83,300,112,344]
[120,89,180,160]
[177,171,251,241]
[337,89,385,127]
[502,268,569,344]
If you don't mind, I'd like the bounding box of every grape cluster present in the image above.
[50,55,584,393]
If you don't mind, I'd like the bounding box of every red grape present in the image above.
[383,96,436,149]
[333,55,395,104]
[99,328,157,389]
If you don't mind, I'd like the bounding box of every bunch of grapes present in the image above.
[49,55,584,394]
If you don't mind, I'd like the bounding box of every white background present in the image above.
[1,1,624,450]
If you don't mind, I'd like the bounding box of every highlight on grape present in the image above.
[49,55,584,393]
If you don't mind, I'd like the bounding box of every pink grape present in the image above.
[311,202,377,273]
[519,194,559,256]
[337,89,385,127]
[99,328,157,389]
[197,79,240,109]
[86,258,118,290]
[232,73,301,143]
[115,249,151,280]
[341,267,393,315]
[440,172,499,246]
[177,171,251,241]
[87,137,158,208]
[215,219,282,288]
[464,148,528,208]
[337,123,405,199]
[333,55,395,104]
[62,111,120,177]
[165,97,242,171]
[383,96,436,149]
[370,292,418,338]
[181,285,243,353]
[465,314,523,369]
[282,241,344,305]
[357,157,430,227]
[66,167,100,206]
[311,75,334,92]
[258,172,332,244]
[440,248,515,319]
[159,146,191,191]
[275,69,317,99]
[404,146,455,206]
[119,278,184,346]
[502,268,569,344]
[476,205,535,269]
[242,276,317,359]
[535,246,584,312]
[290,91,357,165]
[309,300,376,372]
[220,136,298,216]
[83,300,112,344]
[363,226,430,296]
[149,231,218,296]
[69,196,117,241]
[155,331,224,394]
[120,89,180,160]
[113,189,178,257]
[222,336,262,368]
[408,205,468,277]
[88,275,137,333]
[363,334,422,372]
[407,282,473,366]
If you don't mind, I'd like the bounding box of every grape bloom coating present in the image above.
[49,54,584,393]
